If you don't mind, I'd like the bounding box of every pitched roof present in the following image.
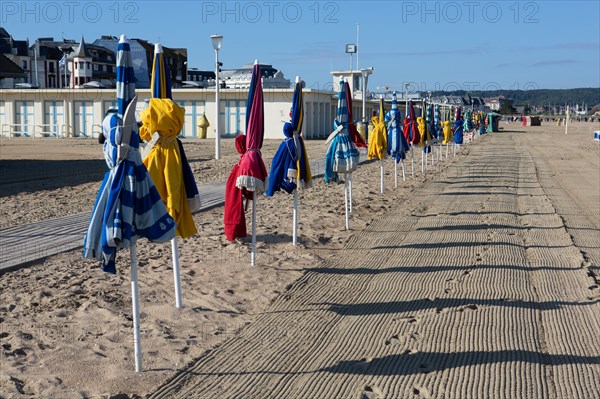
[74,36,88,58]
[0,53,25,77]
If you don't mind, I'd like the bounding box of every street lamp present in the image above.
[360,67,373,124]
[211,34,223,159]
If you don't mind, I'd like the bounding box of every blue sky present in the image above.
[2,0,599,91]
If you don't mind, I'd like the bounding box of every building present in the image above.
[184,68,214,87]
[0,28,29,87]
[483,96,506,111]
[30,38,64,88]
[93,36,187,89]
[219,63,290,89]
[0,53,25,87]
[0,87,337,139]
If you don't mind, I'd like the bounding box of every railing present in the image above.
[0,123,67,138]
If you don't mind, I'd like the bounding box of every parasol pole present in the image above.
[380,160,384,194]
[130,241,142,372]
[348,175,352,213]
[411,145,414,177]
[401,159,406,181]
[565,105,569,135]
[344,173,349,230]
[171,237,182,308]
[394,160,398,188]
[251,194,257,266]
[425,149,429,172]
[421,150,424,174]
[431,146,434,166]
[293,188,298,245]
[446,143,449,158]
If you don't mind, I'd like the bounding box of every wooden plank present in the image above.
[0,155,369,272]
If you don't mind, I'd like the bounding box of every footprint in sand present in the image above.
[362,385,384,399]
[384,334,403,346]
[412,386,432,398]
[395,316,420,324]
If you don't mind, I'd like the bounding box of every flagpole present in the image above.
[130,242,142,372]
[171,237,182,308]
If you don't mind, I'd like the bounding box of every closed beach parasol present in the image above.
[224,135,252,241]
[325,77,359,230]
[368,96,388,194]
[140,43,199,309]
[83,35,176,372]
[236,61,268,266]
[385,92,409,186]
[266,76,311,245]
[405,100,420,177]
[453,110,464,156]
[345,81,367,148]
[434,104,442,161]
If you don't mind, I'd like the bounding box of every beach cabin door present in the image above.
[74,101,94,138]
[222,100,246,137]
[15,101,35,136]
[178,101,206,137]
[44,101,64,136]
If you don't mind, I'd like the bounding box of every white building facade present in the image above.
[0,87,347,140]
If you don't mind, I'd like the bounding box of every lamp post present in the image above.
[360,67,373,124]
[59,44,72,137]
[211,34,223,159]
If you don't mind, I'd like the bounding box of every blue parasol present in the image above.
[83,34,176,372]
[325,77,359,229]
[386,92,409,185]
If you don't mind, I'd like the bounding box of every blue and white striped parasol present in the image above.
[325,77,359,229]
[84,34,176,372]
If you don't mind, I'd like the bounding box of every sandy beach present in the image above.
[1,122,599,398]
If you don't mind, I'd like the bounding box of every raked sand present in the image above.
[1,122,599,398]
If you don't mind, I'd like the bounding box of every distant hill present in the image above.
[431,88,600,107]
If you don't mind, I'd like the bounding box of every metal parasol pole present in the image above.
[251,194,257,266]
[293,188,298,246]
[394,160,398,188]
[411,146,414,177]
[344,173,349,230]
[348,174,353,213]
[421,150,424,174]
[380,160,384,194]
[401,159,406,182]
[171,237,182,308]
[130,242,142,372]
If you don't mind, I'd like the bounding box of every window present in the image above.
[22,60,28,69]
[86,62,90,69]
[79,62,84,69]
[49,62,54,73]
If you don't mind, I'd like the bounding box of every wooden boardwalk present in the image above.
[0,155,359,273]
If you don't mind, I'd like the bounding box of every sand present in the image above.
[1,122,598,398]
